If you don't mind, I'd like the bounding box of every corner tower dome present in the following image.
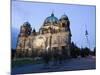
[60,14,69,20]
[43,13,58,25]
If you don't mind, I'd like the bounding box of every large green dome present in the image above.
[44,13,58,25]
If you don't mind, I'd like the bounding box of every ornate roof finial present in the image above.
[63,12,67,16]
[51,10,54,16]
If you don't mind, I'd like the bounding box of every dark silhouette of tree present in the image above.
[58,51,63,64]
[81,47,90,57]
[70,42,81,58]
[31,50,36,58]
[53,49,60,64]
[11,48,16,60]
[42,50,51,65]
[61,46,68,60]
[88,47,96,56]
[70,42,94,58]
[93,47,96,56]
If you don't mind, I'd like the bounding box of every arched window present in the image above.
[62,23,65,27]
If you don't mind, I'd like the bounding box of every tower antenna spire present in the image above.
[85,24,90,49]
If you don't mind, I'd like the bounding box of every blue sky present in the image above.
[11,1,96,50]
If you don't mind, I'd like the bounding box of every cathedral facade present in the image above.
[16,13,72,57]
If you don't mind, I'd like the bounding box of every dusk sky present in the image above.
[11,1,96,50]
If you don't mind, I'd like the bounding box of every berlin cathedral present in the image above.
[16,13,72,58]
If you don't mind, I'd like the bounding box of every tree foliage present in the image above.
[11,48,16,60]
[81,47,90,57]
[70,42,81,58]
[70,42,95,58]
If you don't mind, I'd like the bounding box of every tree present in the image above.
[11,48,16,60]
[80,47,90,57]
[42,50,51,65]
[93,47,96,56]
[70,42,81,58]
